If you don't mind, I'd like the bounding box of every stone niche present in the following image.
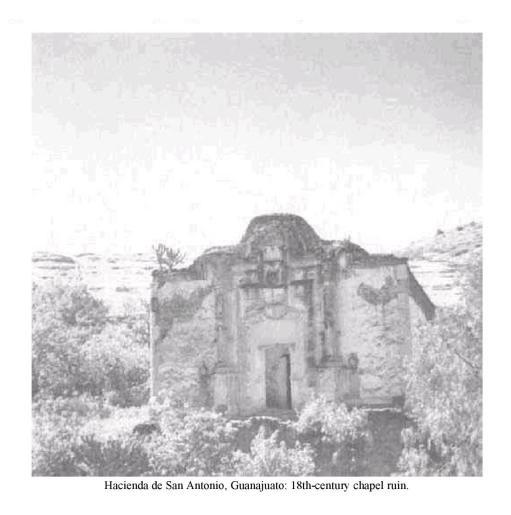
[150,213,435,415]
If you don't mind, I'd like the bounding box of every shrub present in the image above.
[81,323,150,407]
[33,429,150,477]
[32,397,150,476]
[33,394,111,419]
[232,427,315,476]
[72,435,150,476]
[294,396,370,475]
[32,279,108,330]
[398,257,482,476]
[32,280,108,397]
[32,399,84,476]
[147,405,239,476]
[32,281,150,405]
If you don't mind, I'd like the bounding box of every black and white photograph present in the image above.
[29,31,483,479]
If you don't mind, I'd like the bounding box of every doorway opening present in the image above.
[265,346,292,409]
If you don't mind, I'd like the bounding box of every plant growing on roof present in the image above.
[153,243,185,273]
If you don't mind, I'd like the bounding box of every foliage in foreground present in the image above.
[32,273,376,476]
[133,400,322,476]
[293,396,370,475]
[31,280,374,476]
[231,427,315,476]
[32,394,371,476]
[32,396,150,476]
[146,404,239,475]
[32,279,149,406]
[398,257,482,476]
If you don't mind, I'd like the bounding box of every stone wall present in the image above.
[150,260,429,412]
[337,263,411,404]
[149,214,434,414]
[150,278,217,405]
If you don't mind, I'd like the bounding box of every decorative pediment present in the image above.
[239,260,287,288]
[244,298,302,322]
[264,303,289,320]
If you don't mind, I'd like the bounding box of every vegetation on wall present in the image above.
[157,285,214,328]
[153,243,186,273]
[153,286,216,408]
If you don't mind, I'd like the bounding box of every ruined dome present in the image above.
[240,213,322,257]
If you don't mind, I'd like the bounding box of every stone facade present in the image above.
[149,214,434,415]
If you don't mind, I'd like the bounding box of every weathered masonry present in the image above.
[149,214,434,415]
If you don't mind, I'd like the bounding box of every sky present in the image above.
[32,33,482,258]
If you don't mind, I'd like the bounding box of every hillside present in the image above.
[32,250,155,316]
[398,221,482,306]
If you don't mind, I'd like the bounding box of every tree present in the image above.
[398,257,482,475]
[32,279,108,397]
[32,279,149,404]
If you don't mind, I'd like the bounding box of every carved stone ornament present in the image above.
[347,352,359,371]
[264,303,289,319]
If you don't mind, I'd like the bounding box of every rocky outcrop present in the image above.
[397,221,482,306]
[32,251,155,315]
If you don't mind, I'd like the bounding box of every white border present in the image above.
[2,1,510,513]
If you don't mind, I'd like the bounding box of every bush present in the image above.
[147,404,239,476]
[32,281,150,405]
[398,258,482,476]
[32,397,150,476]
[232,427,315,476]
[34,428,150,477]
[32,279,108,330]
[294,396,370,475]
[72,435,150,476]
[32,280,108,397]
[81,324,150,406]
[33,394,111,419]
[32,399,84,476]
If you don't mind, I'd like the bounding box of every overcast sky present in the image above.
[32,33,481,258]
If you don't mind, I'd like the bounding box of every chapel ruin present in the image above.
[149,214,434,415]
